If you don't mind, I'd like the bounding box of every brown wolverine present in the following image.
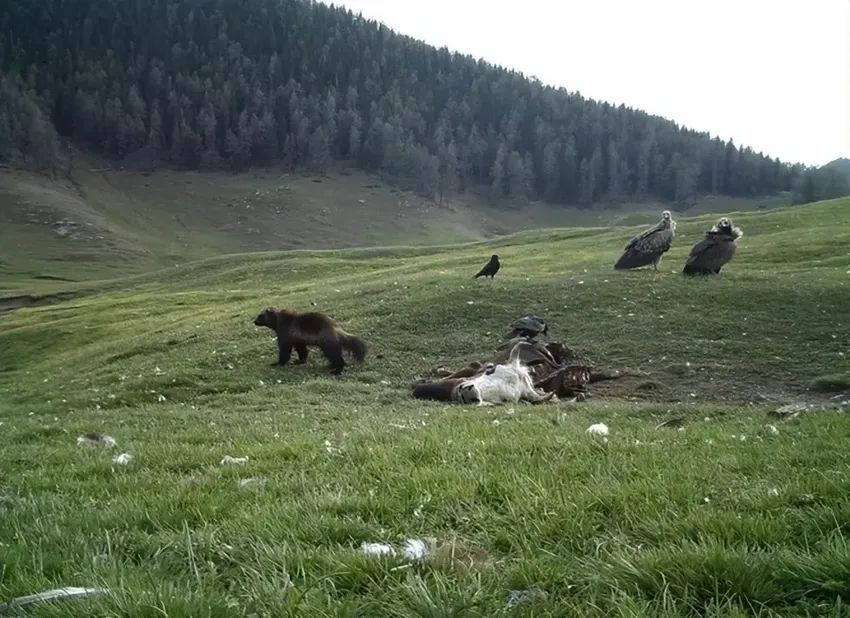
[253,307,367,375]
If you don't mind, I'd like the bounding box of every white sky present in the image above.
[333,0,850,167]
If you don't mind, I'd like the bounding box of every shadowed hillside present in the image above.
[0,159,791,290]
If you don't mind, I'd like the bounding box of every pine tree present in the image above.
[490,143,507,200]
[542,140,560,202]
[307,126,331,173]
[436,141,459,205]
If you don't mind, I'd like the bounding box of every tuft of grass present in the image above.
[0,198,849,616]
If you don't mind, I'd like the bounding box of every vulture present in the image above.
[683,217,743,276]
[614,210,676,270]
[473,254,500,279]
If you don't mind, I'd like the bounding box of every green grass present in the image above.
[0,158,790,291]
[1,198,849,616]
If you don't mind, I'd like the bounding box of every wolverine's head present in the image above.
[253,307,278,329]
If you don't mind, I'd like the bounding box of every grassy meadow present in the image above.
[0,197,849,616]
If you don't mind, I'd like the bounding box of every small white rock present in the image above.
[220,455,249,465]
[112,453,133,465]
[361,542,395,557]
[586,423,609,436]
[402,539,428,560]
[238,477,266,487]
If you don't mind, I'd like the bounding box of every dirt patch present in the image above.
[0,292,81,314]
[588,367,841,408]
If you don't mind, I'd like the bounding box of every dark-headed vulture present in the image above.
[683,217,743,276]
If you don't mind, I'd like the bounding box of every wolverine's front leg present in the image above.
[276,337,293,366]
[294,342,309,364]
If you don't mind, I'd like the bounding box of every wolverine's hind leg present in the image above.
[321,343,347,375]
[294,342,309,364]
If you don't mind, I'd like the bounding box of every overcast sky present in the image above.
[333,0,850,167]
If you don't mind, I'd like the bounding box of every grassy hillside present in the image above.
[0,162,791,292]
[0,198,848,616]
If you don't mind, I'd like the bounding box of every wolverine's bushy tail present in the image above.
[339,332,367,361]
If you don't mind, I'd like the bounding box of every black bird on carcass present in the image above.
[506,315,548,340]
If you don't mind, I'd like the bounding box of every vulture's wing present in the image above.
[685,234,717,261]
[685,234,737,272]
[633,226,674,255]
[614,226,673,269]
[624,221,662,250]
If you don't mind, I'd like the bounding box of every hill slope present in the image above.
[0,199,848,616]
[0,162,791,290]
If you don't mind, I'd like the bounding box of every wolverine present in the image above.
[253,307,367,375]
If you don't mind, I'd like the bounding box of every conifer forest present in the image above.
[1,0,834,208]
